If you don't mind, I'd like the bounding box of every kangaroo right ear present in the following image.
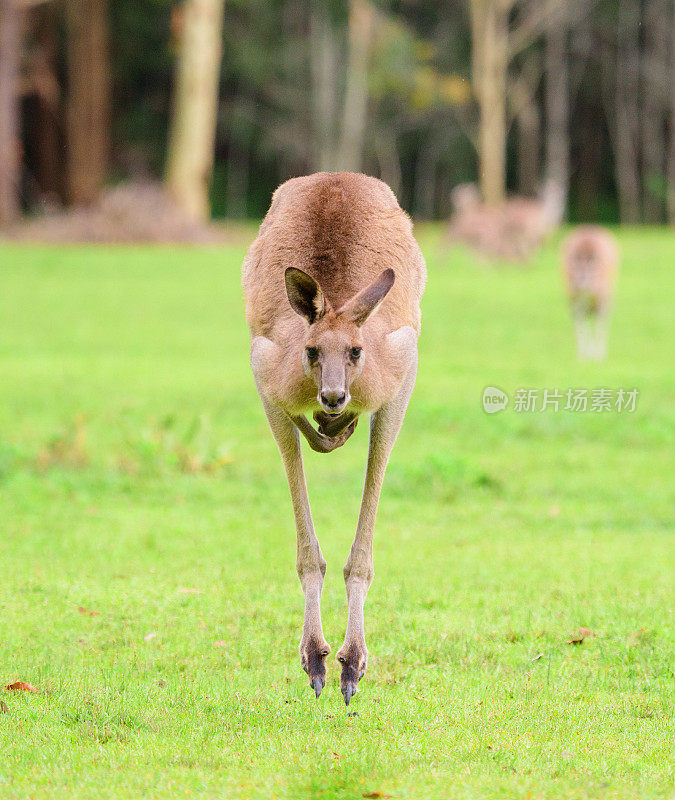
[285,268,327,324]
[337,268,395,327]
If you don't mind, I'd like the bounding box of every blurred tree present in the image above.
[109,0,174,178]
[598,0,673,223]
[669,16,675,224]
[337,0,375,172]
[65,0,111,205]
[641,0,670,222]
[0,0,21,225]
[469,0,588,206]
[469,0,508,205]
[511,50,541,196]
[166,0,225,221]
[22,3,62,203]
[2,0,672,224]
[612,0,641,222]
[544,25,569,207]
[309,0,340,171]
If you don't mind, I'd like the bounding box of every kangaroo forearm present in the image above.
[313,409,359,438]
[291,413,356,453]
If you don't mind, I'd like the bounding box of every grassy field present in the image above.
[0,227,673,799]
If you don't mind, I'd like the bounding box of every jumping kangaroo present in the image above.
[242,172,426,704]
[562,226,619,360]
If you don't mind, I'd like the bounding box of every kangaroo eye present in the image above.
[350,347,362,359]
[305,347,319,361]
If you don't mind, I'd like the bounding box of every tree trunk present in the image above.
[470,0,508,205]
[374,133,401,198]
[641,0,669,222]
[225,144,248,218]
[545,25,569,210]
[337,0,374,173]
[516,99,539,196]
[309,2,339,172]
[225,103,249,219]
[166,0,225,222]
[0,0,21,226]
[669,7,675,224]
[23,8,62,203]
[576,102,604,221]
[614,0,641,223]
[65,0,110,206]
[413,134,438,218]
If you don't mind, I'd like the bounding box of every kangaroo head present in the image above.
[285,267,395,416]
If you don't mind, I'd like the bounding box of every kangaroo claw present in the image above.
[342,681,357,705]
[301,636,330,698]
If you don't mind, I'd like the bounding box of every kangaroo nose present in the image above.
[321,391,346,409]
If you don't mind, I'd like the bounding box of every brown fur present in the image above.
[243,172,426,413]
[562,225,619,313]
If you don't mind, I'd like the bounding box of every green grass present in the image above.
[0,227,673,799]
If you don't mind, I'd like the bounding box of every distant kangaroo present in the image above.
[242,172,426,704]
[562,226,619,360]
[448,179,565,261]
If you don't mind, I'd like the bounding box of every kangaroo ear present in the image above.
[285,268,327,324]
[338,269,395,327]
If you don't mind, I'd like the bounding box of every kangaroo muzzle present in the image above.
[319,388,349,414]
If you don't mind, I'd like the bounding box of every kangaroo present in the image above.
[242,172,426,704]
[448,179,565,262]
[562,226,619,360]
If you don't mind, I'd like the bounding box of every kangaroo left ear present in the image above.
[285,267,327,324]
[338,269,395,327]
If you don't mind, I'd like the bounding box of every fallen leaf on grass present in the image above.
[567,627,595,645]
[177,587,202,594]
[144,633,156,642]
[363,792,392,799]
[6,681,37,693]
[213,640,227,647]
[0,701,9,713]
[77,606,100,617]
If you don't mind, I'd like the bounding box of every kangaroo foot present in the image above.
[300,636,330,698]
[336,642,368,705]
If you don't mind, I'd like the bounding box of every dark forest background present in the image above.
[1,0,673,227]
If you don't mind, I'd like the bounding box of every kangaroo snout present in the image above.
[320,390,348,413]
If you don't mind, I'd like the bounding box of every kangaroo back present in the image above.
[243,172,426,341]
